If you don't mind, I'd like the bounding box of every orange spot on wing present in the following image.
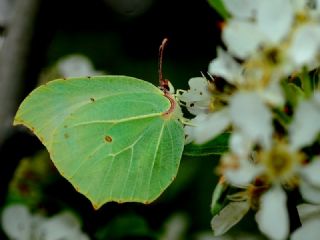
[104,135,113,143]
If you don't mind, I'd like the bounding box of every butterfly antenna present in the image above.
[159,38,169,90]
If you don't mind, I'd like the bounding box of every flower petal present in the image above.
[230,92,273,149]
[256,0,294,43]
[223,155,262,186]
[255,186,289,240]
[300,157,320,186]
[291,0,308,11]
[222,0,258,19]
[297,203,320,223]
[58,55,99,78]
[191,109,231,144]
[300,179,320,204]
[179,77,210,102]
[178,77,211,115]
[184,125,195,144]
[208,48,244,85]
[260,80,285,107]
[211,201,250,236]
[289,24,320,67]
[222,20,265,59]
[229,131,252,157]
[317,0,320,10]
[1,204,32,240]
[188,77,209,92]
[289,97,320,150]
[34,211,82,240]
[291,217,320,240]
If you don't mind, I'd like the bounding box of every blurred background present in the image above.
[0,0,239,239]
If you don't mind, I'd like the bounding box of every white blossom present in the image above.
[219,92,320,238]
[1,204,33,240]
[177,77,211,115]
[184,89,276,147]
[256,0,294,44]
[184,109,230,144]
[222,20,265,59]
[208,48,244,85]
[222,0,294,59]
[229,91,273,149]
[200,0,320,238]
[33,211,89,240]
[255,186,289,240]
[222,153,262,187]
[218,0,320,87]
[58,55,103,78]
[1,204,90,240]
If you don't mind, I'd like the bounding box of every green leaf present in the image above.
[183,133,229,157]
[282,82,305,107]
[207,0,230,19]
[14,76,184,209]
[211,177,229,215]
[300,68,313,97]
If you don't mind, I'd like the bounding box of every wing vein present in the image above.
[69,113,161,128]
[146,121,165,198]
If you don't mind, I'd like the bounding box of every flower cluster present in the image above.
[177,0,320,239]
[1,204,89,240]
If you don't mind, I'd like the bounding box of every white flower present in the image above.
[208,48,244,85]
[185,91,275,146]
[1,204,90,240]
[58,55,103,78]
[1,204,33,240]
[223,103,320,198]
[219,0,320,86]
[184,108,230,144]
[256,0,294,44]
[209,48,285,107]
[229,91,273,149]
[222,20,265,59]
[222,0,294,59]
[255,186,289,240]
[219,92,320,239]
[34,212,89,240]
[222,153,261,187]
[177,77,211,115]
